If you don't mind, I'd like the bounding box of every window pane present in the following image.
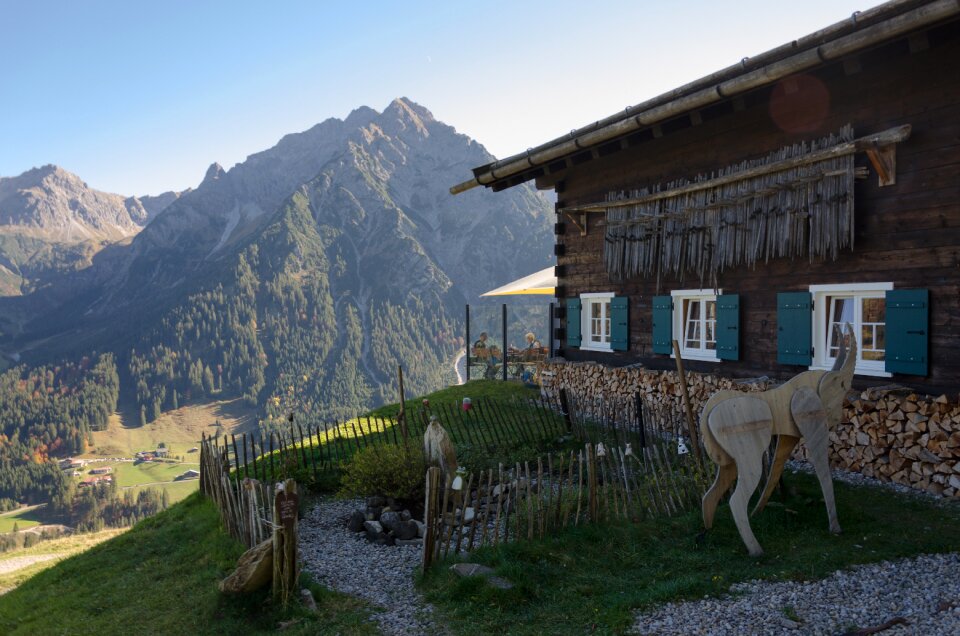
[684,300,701,348]
[705,300,716,350]
[827,296,854,357]
[603,301,611,342]
[862,297,885,323]
[590,301,601,342]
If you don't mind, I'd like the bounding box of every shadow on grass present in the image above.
[0,493,376,636]
[420,471,960,635]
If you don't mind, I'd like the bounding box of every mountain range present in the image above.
[0,98,553,426]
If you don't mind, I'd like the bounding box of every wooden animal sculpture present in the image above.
[700,325,856,556]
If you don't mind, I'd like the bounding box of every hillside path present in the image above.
[299,498,446,635]
[0,554,60,576]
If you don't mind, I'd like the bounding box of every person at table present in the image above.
[523,332,542,360]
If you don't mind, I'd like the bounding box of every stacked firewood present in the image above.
[830,390,960,497]
[538,362,959,499]
[538,361,768,420]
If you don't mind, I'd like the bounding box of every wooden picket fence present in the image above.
[199,433,276,548]
[422,440,709,570]
[202,395,569,490]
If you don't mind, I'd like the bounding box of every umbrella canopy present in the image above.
[480,266,556,297]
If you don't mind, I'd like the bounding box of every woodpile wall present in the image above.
[538,361,960,499]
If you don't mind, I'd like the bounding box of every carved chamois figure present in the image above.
[700,325,856,556]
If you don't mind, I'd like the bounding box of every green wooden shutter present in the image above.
[716,294,739,361]
[566,298,582,347]
[777,292,812,365]
[610,296,629,351]
[652,296,673,355]
[885,289,928,376]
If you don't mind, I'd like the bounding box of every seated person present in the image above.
[472,332,491,360]
[522,332,543,360]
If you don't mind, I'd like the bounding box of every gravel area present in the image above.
[299,498,444,635]
[631,552,960,635]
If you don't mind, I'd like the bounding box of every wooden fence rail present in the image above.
[422,440,709,570]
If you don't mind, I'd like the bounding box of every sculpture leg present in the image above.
[791,388,841,534]
[753,435,800,516]
[702,462,736,529]
[726,449,765,556]
[794,419,841,534]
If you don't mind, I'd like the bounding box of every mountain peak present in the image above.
[386,97,435,125]
[202,162,225,185]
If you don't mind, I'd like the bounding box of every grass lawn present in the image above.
[0,506,44,533]
[421,470,960,635]
[112,460,197,487]
[0,494,375,636]
[368,379,541,419]
[0,529,126,592]
[88,397,257,459]
[126,479,198,505]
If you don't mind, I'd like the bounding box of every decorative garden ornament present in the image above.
[677,438,689,455]
[462,397,472,412]
[700,324,856,556]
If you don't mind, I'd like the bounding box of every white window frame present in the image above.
[810,282,893,378]
[579,292,614,352]
[671,288,721,363]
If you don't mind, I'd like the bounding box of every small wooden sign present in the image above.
[275,489,299,531]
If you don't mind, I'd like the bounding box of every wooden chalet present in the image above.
[453,0,960,394]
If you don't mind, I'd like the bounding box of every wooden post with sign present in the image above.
[272,479,299,607]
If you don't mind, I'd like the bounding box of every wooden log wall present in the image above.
[554,22,960,394]
[539,361,960,498]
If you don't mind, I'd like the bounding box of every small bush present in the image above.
[338,444,426,503]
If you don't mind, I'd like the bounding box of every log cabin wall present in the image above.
[555,20,960,395]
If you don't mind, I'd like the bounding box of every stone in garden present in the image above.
[218,538,273,593]
[380,511,402,532]
[367,495,386,507]
[299,588,318,612]
[364,520,383,536]
[393,520,419,540]
[486,576,514,590]
[366,505,383,520]
[778,617,800,630]
[347,510,365,532]
[450,563,495,578]
[400,510,412,522]
[414,520,425,537]
[395,537,423,547]
[462,507,475,524]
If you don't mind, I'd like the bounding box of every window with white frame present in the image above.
[580,292,613,351]
[811,282,892,377]
[671,289,719,361]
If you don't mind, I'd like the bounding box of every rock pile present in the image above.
[347,496,424,547]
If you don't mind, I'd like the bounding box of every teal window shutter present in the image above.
[566,298,582,347]
[777,292,812,365]
[652,296,673,355]
[885,289,928,376]
[716,294,739,361]
[610,296,629,351]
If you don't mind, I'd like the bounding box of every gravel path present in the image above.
[631,553,960,635]
[299,498,444,635]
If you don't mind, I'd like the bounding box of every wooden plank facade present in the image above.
[462,4,960,395]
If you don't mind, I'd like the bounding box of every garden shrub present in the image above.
[338,444,426,503]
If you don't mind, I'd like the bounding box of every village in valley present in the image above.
[0,0,958,634]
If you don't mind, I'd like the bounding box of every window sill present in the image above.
[809,364,892,378]
[671,352,721,363]
[580,345,613,353]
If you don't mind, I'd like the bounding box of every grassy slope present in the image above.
[0,506,44,533]
[0,494,373,636]
[421,471,960,635]
[0,528,126,592]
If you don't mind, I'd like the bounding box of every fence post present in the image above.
[272,479,299,607]
[671,340,703,466]
[465,304,471,383]
[634,392,647,449]
[421,466,441,572]
[559,389,573,432]
[502,303,508,382]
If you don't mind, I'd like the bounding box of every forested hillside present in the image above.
[0,354,118,506]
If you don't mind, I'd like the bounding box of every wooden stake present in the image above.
[671,340,703,465]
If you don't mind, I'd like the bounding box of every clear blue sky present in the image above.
[1,0,872,195]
